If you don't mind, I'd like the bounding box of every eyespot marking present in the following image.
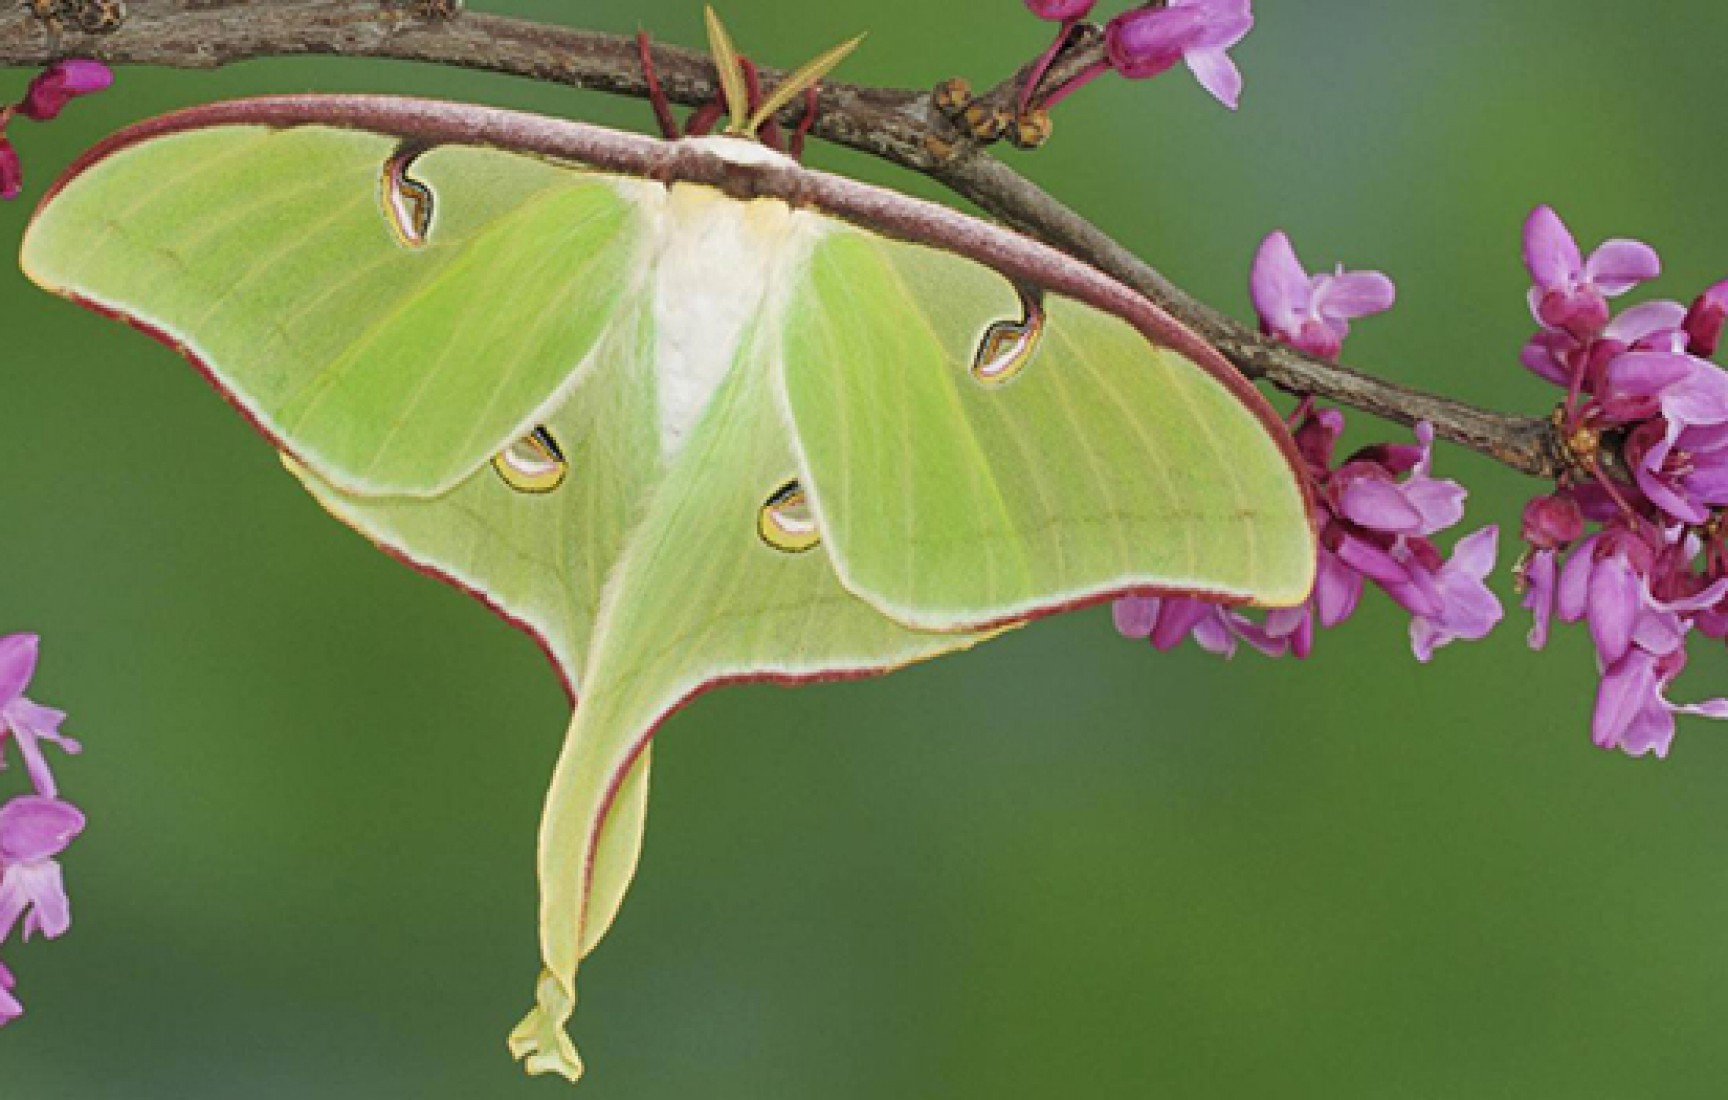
[381,143,435,249]
[758,479,819,553]
[972,284,1046,386]
[494,427,568,494]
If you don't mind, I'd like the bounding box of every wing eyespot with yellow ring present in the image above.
[493,427,568,494]
[757,479,820,553]
[970,283,1045,387]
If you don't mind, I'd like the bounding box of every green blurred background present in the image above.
[4,1,1728,1096]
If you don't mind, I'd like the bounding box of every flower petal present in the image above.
[1312,270,1396,322]
[1586,556,1641,664]
[0,635,38,710]
[0,796,85,863]
[1112,596,1160,639]
[1583,238,1662,296]
[1593,649,1657,751]
[1523,205,1583,290]
[1184,46,1243,110]
[1250,231,1310,333]
[1339,477,1425,533]
[1606,351,1696,395]
[1605,299,1688,345]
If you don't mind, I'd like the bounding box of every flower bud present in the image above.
[1684,280,1728,359]
[18,60,114,123]
[1521,493,1585,550]
[0,139,20,202]
[1024,0,1096,21]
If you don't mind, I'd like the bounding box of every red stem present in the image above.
[790,84,818,160]
[1018,19,1082,116]
[1035,57,1113,112]
[684,99,724,136]
[635,29,681,140]
[738,56,783,151]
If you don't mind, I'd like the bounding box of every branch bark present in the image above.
[0,0,1564,479]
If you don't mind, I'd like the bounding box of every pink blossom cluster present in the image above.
[1515,206,1728,757]
[1023,0,1254,112]
[0,59,113,200]
[1115,232,1503,661]
[0,635,86,1027]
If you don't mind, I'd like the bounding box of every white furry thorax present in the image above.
[629,137,824,455]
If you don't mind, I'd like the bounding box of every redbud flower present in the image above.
[0,960,18,1024]
[1408,527,1503,662]
[1523,205,1660,341]
[18,59,113,123]
[1684,281,1728,359]
[0,138,19,202]
[1594,644,1728,758]
[1522,494,1584,550]
[0,635,80,800]
[1024,0,1095,21]
[0,796,84,942]
[1113,595,1284,658]
[1250,231,1396,361]
[1105,0,1255,110]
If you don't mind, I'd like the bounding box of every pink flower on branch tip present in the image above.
[17,59,113,123]
[1684,281,1728,359]
[1024,0,1095,21]
[0,960,19,1025]
[0,635,80,801]
[1251,231,1396,362]
[1104,0,1254,110]
[0,795,84,943]
[1407,527,1504,662]
[0,138,19,202]
[1523,205,1660,341]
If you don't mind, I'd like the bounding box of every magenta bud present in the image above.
[1534,286,1611,341]
[1025,0,1096,21]
[1104,5,1201,80]
[1521,494,1585,550]
[18,59,114,123]
[1684,280,1728,358]
[0,138,21,201]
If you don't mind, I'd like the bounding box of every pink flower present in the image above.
[0,959,18,1024]
[1684,280,1728,358]
[1593,646,1728,758]
[1523,205,1660,340]
[0,796,84,943]
[1521,494,1584,550]
[1408,527,1504,662]
[1604,351,1728,436]
[1250,231,1396,361]
[0,635,80,800]
[0,138,19,202]
[1024,0,1095,21]
[1112,595,1285,658]
[17,59,113,123]
[1105,0,1255,110]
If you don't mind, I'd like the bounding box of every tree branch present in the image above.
[0,0,1564,479]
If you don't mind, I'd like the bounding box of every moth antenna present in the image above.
[702,7,752,136]
[746,33,866,137]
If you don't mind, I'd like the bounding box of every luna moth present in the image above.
[19,26,1315,1081]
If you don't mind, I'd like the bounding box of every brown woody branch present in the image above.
[0,0,1564,478]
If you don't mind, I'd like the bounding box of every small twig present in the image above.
[0,0,1564,479]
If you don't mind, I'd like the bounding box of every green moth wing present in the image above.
[781,228,1314,631]
[23,124,649,497]
[508,318,986,1078]
[21,96,1317,1086]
